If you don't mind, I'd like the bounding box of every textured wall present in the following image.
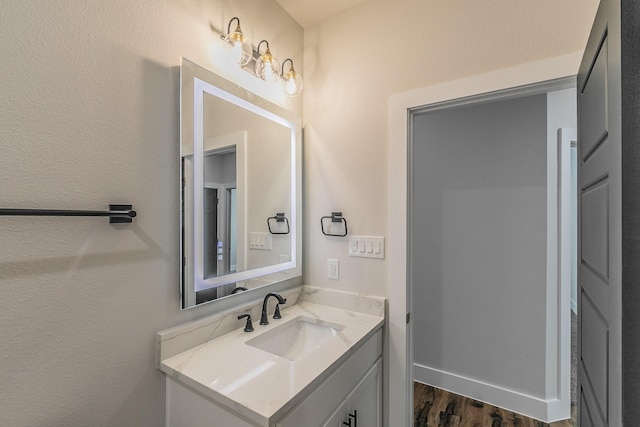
[0,1,302,426]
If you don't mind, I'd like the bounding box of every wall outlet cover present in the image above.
[327,259,339,280]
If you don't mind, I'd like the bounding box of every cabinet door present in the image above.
[345,358,382,427]
[321,401,346,427]
[277,331,382,427]
[323,358,382,427]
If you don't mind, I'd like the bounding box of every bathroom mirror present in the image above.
[181,58,302,309]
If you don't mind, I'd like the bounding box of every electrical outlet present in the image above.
[327,259,339,280]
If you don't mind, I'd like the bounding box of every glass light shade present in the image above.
[255,47,281,83]
[224,25,252,66]
[283,69,303,97]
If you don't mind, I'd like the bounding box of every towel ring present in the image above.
[321,212,348,237]
[267,213,290,235]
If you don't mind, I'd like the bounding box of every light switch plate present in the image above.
[349,236,385,259]
[249,232,272,250]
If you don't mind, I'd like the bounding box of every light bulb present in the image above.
[281,61,303,97]
[231,41,244,64]
[255,41,280,82]
[224,18,251,66]
[263,62,276,82]
[285,77,298,95]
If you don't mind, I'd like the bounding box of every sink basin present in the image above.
[246,316,345,361]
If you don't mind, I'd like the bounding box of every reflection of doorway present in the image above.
[228,187,237,273]
[198,145,237,302]
[203,188,218,279]
[201,147,236,284]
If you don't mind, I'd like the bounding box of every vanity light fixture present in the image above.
[281,59,303,97]
[255,40,281,83]
[223,17,252,65]
[217,19,303,96]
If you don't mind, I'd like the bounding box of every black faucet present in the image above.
[260,292,287,325]
[237,314,254,332]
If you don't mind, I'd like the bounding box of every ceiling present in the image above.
[275,0,370,28]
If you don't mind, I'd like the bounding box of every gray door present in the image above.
[203,187,218,279]
[577,0,626,425]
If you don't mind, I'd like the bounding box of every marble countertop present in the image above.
[159,301,384,426]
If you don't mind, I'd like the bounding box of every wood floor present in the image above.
[414,382,576,427]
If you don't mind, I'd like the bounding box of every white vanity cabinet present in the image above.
[165,328,382,427]
[159,297,386,427]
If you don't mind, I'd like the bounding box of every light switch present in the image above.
[348,236,385,259]
[249,232,272,250]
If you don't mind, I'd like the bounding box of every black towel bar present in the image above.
[0,204,137,224]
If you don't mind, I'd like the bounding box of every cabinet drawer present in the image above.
[276,329,382,427]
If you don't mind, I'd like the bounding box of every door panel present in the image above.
[580,292,608,420]
[578,0,622,425]
[580,395,594,427]
[580,178,609,279]
[580,39,608,160]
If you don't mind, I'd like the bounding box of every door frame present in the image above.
[386,52,582,426]
[408,82,573,422]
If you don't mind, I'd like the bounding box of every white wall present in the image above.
[0,1,301,426]
[303,1,598,425]
[302,0,597,293]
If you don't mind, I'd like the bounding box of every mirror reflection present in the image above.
[203,145,237,279]
[181,58,302,309]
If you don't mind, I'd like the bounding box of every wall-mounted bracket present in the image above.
[267,213,290,234]
[321,212,348,237]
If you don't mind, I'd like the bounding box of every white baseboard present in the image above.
[413,363,570,423]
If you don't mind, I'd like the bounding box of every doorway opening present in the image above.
[408,79,577,424]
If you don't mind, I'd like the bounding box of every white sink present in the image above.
[246,316,345,361]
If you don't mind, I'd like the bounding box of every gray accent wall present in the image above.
[411,94,548,397]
